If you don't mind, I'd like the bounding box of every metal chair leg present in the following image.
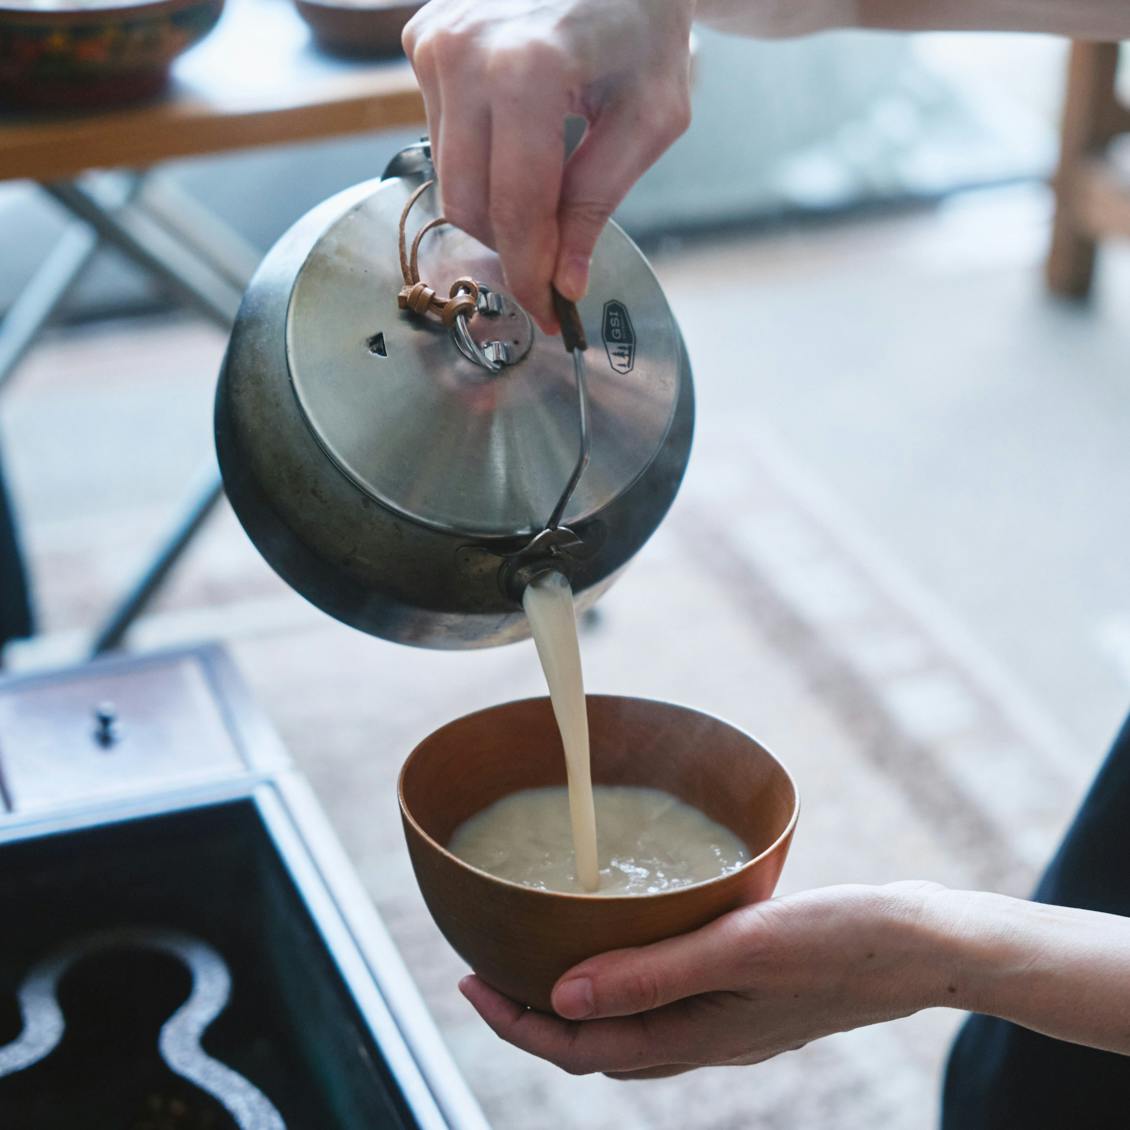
[0,227,98,394]
[0,176,141,393]
[43,180,244,328]
[91,465,226,656]
[7,175,256,656]
[136,175,261,292]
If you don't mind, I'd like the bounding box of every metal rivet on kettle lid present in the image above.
[476,287,504,316]
[481,341,512,366]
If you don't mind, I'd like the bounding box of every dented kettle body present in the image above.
[215,154,693,648]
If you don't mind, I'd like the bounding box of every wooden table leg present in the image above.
[1046,42,1122,299]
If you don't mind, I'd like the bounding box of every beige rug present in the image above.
[1,312,1095,1130]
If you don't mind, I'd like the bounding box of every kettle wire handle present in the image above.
[545,288,591,531]
[552,289,588,353]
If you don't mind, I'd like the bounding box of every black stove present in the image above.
[0,646,486,1130]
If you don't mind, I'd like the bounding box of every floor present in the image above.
[657,182,1130,757]
[1,184,1128,1128]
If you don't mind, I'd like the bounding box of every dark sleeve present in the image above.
[942,713,1130,1130]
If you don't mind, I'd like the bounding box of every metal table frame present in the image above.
[0,0,423,659]
[0,169,261,656]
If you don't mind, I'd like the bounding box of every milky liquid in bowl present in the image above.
[448,784,750,897]
[400,694,799,1010]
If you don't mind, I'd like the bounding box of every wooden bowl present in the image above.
[0,0,224,110]
[292,0,420,59]
[399,695,799,1012]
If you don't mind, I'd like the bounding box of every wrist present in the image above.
[912,886,1040,1015]
[864,881,967,1015]
[860,881,1032,1016]
[869,885,1130,1055]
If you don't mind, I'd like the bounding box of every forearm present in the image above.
[927,888,1130,1055]
[694,0,1130,41]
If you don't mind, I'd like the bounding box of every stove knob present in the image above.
[93,701,121,748]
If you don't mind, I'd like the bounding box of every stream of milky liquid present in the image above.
[521,571,600,892]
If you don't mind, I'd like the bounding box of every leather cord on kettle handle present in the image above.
[395,183,593,533]
[396,179,590,361]
[396,179,481,327]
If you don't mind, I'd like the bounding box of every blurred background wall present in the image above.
[0,29,1062,321]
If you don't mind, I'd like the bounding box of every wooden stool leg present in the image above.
[1046,42,1121,299]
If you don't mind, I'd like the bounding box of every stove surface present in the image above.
[0,645,487,1130]
[0,802,422,1129]
[1,927,285,1129]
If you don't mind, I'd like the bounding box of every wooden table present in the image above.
[0,0,425,655]
[1046,41,1130,297]
[0,0,424,182]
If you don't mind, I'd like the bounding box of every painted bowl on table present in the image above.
[0,0,225,111]
[293,0,420,59]
[399,695,800,1012]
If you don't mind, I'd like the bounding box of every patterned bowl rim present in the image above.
[0,0,223,26]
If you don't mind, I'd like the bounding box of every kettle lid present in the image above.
[285,170,684,538]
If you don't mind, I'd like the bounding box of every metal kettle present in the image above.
[214,142,694,649]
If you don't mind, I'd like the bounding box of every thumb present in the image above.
[551,907,750,1021]
[553,86,691,302]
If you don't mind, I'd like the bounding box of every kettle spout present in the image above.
[498,525,598,604]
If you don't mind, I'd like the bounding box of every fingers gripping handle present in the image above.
[552,288,588,353]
